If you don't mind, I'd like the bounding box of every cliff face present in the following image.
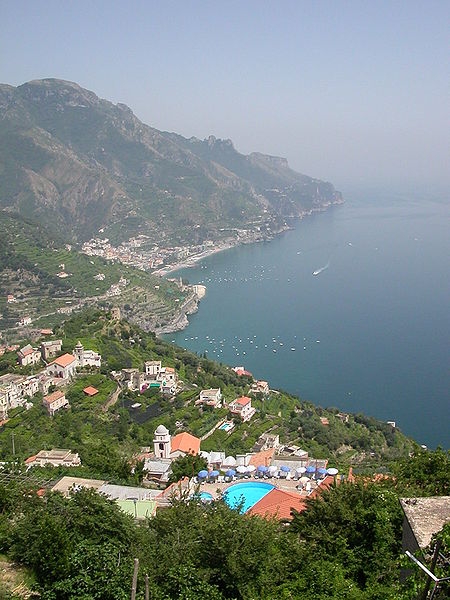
[0,79,342,244]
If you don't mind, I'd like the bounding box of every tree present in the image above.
[168,454,207,483]
[290,481,403,592]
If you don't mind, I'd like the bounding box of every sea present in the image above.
[163,186,449,449]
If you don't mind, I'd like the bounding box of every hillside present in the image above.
[0,78,342,245]
[0,213,192,335]
[0,308,415,471]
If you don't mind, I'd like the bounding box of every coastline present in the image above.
[154,199,344,334]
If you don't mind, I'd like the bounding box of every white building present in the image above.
[25,449,81,468]
[228,396,256,422]
[145,360,162,379]
[73,341,101,368]
[17,344,41,367]
[198,388,222,408]
[43,390,69,416]
[46,354,78,379]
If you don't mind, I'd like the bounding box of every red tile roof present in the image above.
[235,396,251,406]
[83,386,99,396]
[43,390,65,405]
[51,353,77,367]
[170,432,200,456]
[248,448,275,467]
[249,488,306,520]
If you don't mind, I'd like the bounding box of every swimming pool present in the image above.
[224,481,274,513]
[219,421,234,432]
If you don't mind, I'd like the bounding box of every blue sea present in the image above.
[164,187,449,448]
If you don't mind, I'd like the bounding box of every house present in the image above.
[145,360,161,379]
[40,339,63,361]
[121,368,143,391]
[198,388,222,407]
[43,390,69,416]
[158,366,177,383]
[46,354,78,379]
[25,449,81,468]
[232,366,253,377]
[251,380,270,395]
[0,374,24,409]
[17,344,41,367]
[18,316,32,326]
[228,396,256,422]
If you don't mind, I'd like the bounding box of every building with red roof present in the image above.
[43,390,69,416]
[170,432,201,458]
[83,386,99,396]
[228,396,256,422]
[46,353,78,379]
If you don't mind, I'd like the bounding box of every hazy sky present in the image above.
[1,1,449,191]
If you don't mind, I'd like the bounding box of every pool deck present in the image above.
[191,476,323,499]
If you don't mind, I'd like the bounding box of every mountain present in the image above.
[0,79,342,244]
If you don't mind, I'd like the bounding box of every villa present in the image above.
[17,344,41,367]
[43,390,69,416]
[228,396,256,422]
[25,448,81,468]
[198,388,222,407]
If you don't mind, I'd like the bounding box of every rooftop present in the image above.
[51,353,77,367]
[171,431,201,455]
[400,496,450,549]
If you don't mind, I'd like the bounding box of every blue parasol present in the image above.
[209,470,220,477]
[305,465,316,473]
[280,465,291,472]
[198,470,208,478]
[225,469,236,477]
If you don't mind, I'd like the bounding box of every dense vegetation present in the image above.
[0,449,449,599]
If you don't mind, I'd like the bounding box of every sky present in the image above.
[1,1,449,192]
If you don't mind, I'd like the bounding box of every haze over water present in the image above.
[165,189,449,448]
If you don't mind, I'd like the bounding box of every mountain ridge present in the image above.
[0,78,342,245]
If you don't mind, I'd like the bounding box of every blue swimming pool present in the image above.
[224,481,274,513]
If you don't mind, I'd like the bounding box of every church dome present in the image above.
[155,424,169,435]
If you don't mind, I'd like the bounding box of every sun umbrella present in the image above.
[327,467,339,476]
[223,456,237,466]
[317,467,327,475]
[305,465,316,474]
[280,465,290,472]
[198,470,208,478]
[246,465,256,472]
[257,465,269,473]
[299,476,310,484]
[209,470,220,478]
[268,465,278,475]
[236,465,247,473]
[225,469,236,477]
[296,466,307,474]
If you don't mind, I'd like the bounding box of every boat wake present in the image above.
[312,262,330,276]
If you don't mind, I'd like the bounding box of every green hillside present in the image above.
[0,213,186,333]
[0,308,415,475]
